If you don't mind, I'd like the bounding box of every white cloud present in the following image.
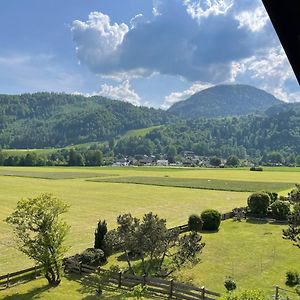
[71,12,129,72]
[96,80,141,106]
[235,6,269,32]
[232,47,299,102]
[162,81,213,109]
[183,0,234,20]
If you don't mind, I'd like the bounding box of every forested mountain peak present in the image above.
[168,84,282,119]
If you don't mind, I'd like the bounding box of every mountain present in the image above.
[0,93,171,148]
[168,84,282,118]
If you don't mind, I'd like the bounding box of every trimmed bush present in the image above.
[247,193,270,216]
[224,278,237,292]
[188,215,203,231]
[270,200,290,220]
[80,248,106,265]
[94,220,107,249]
[201,209,221,231]
[250,166,263,171]
[286,270,299,286]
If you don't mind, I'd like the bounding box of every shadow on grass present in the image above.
[246,218,269,225]
[2,285,51,300]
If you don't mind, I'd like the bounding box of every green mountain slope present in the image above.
[168,84,282,118]
[0,93,170,148]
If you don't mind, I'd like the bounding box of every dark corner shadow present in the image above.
[245,218,269,225]
[2,285,51,300]
[117,252,140,262]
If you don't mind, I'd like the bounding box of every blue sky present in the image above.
[0,0,299,108]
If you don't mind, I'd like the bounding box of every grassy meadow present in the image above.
[0,166,299,298]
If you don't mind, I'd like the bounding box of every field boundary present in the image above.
[64,259,221,300]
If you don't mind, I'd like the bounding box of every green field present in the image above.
[0,166,299,298]
[91,176,295,192]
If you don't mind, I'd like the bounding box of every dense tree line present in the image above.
[114,104,300,163]
[0,93,171,148]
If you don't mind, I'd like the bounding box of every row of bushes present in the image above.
[188,209,221,231]
[247,192,290,220]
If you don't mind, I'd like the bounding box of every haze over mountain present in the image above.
[168,85,282,119]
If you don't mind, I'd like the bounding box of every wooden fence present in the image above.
[0,210,234,290]
[0,265,42,289]
[64,259,221,300]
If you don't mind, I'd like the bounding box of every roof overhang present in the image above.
[261,0,300,84]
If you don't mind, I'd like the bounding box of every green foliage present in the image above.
[224,277,237,292]
[94,220,108,250]
[80,248,106,265]
[250,166,263,171]
[226,156,240,167]
[285,270,299,286]
[288,184,300,203]
[270,200,290,220]
[283,203,300,248]
[201,209,221,231]
[5,193,69,286]
[295,285,300,296]
[263,191,278,204]
[220,289,267,300]
[188,214,203,231]
[210,156,221,167]
[247,193,270,216]
[128,284,148,299]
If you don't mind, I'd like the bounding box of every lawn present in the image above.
[90,176,295,192]
[0,166,299,298]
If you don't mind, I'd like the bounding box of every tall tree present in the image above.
[6,193,70,286]
[283,203,300,248]
[94,220,107,250]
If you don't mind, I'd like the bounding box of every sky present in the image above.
[0,0,299,108]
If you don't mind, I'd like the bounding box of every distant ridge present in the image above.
[168,84,282,118]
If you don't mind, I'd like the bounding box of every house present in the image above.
[157,159,169,166]
[113,158,130,166]
[139,156,156,166]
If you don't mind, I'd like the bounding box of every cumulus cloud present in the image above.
[71,12,129,74]
[71,0,275,82]
[235,6,269,32]
[71,0,298,104]
[162,82,213,109]
[94,80,141,105]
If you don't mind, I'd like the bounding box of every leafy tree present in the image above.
[210,156,221,167]
[166,145,177,163]
[247,192,270,216]
[94,220,107,250]
[188,215,203,231]
[226,155,240,167]
[6,193,69,286]
[283,203,300,248]
[85,150,103,166]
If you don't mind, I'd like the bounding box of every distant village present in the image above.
[113,151,226,167]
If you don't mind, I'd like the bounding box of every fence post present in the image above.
[6,273,10,288]
[118,271,122,288]
[169,279,174,299]
[275,285,279,300]
[201,286,206,300]
[142,274,147,287]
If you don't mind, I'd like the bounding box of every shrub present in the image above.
[188,215,203,231]
[286,270,299,286]
[224,278,237,292]
[247,193,270,216]
[250,166,263,171]
[80,248,106,265]
[270,200,290,220]
[295,285,300,296]
[201,209,221,231]
[220,290,266,300]
[94,220,107,249]
[263,191,278,204]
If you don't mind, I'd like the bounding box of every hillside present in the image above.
[168,84,282,118]
[0,93,171,148]
[114,102,300,159]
